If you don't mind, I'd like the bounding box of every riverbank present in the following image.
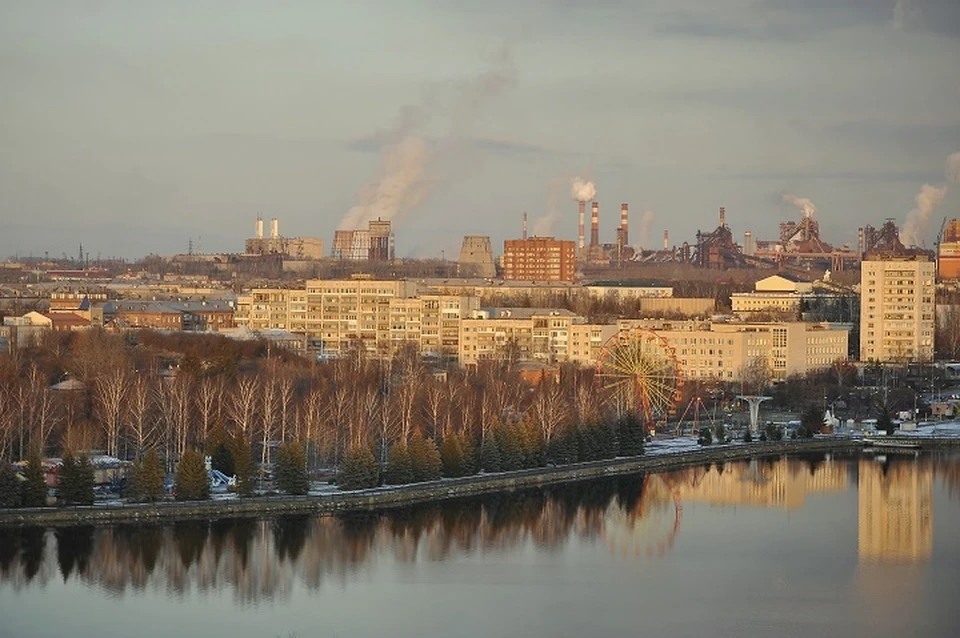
[2,436,957,527]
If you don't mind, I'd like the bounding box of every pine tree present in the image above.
[458,433,479,476]
[23,450,47,507]
[338,446,379,490]
[409,433,441,481]
[617,412,645,457]
[175,449,210,501]
[230,435,256,497]
[440,436,465,478]
[130,449,165,502]
[877,406,895,436]
[743,429,753,443]
[58,451,94,506]
[495,424,523,471]
[384,443,414,485]
[698,427,713,446]
[547,429,578,465]
[480,435,502,473]
[519,421,546,468]
[276,441,309,495]
[0,463,23,508]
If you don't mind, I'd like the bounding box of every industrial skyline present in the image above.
[1,1,958,260]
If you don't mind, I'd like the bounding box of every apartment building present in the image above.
[235,277,476,357]
[502,237,577,282]
[458,308,616,366]
[618,319,849,382]
[100,300,235,332]
[859,254,935,362]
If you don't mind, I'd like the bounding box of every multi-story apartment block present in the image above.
[502,237,577,282]
[859,253,935,362]
[618,319,849,382]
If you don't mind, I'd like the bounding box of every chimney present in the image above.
[857,227,864,256]
[255,216,264,240]
[719,207,726,228]
[663,230,669,250]
[270,218,279,239]
[590,201,599,247]
[578,201,586,251]
[522,212,528,240]
[744,231,754,256]
[620,203,629,247]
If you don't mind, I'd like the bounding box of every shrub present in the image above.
[130,448,165,502]
[339,446,379,490]
[175,449,210,501]
[384,443,414,485]
[276,441,309,495]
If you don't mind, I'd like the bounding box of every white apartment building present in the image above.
[859,255,935,362]
[618,318,849,382]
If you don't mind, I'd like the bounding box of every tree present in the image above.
[764,423,784,441]
[384,443,414,485]
[175,449,210,501]
[409,433,441,481]
[130,449,165,502]
[799,404,821,438]
[440,436,465,478]
[230,435,256,497]
[743,429,753,443]
[877,406,895,436]
[58,451,94,506]
[698,427,713,446]
[617,412,645,457]
[338,446,379,490]
[22,450,47,507]
[276,441,309,495]
[494,424,524,471]
[480,435,502,473]
[714,422,727,444]
[0,463,22,508]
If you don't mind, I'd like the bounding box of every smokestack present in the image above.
[578,201,586,251]
[744,231,754,256]
[719,207,726,228]
[663,230,669,250]
[591,201,599,247]
[270,218,279,239]
[620,203,629,247]
[522,212,528,240]
[858,227,864,256]
[255,216,263,240]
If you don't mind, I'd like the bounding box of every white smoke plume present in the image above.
[782,194,817,219]
[338,44,517,231]
[636,209,656,250]
[532,212,557,237]
[892,0,919,30]
[946,152,960,184]
[901,183,947,247]
[570,177,597,203]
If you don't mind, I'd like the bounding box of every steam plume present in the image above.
[636,209,655,250]
[946,152,960,184]
[339,45,517,231]
[782,194,817,218]
[570,178,596,202]
[532,178,566,237]
[901,183,947,247]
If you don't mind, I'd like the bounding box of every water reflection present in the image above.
[0,454,955,601]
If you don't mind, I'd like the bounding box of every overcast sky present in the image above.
[1,0,958,261]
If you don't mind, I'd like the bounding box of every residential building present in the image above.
[859,253,935,362]
[99,300,235,332]
[502,237,577,282]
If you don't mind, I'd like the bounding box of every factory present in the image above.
[245,216,325,260]
[332,219,395,261]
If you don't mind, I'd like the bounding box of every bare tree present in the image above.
[228,375,259,437]
[94,368,128,457]
[531,381,568,444]
[126,373,157,456]
[195,376,224,445]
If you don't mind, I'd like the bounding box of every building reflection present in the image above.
[0,454,951,600]
[857,457,933,563]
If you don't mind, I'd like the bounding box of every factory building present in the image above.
[502,237,577,282]
[937,219,960,280]
[860,251,936,362]
[332,219,395,261]
[245,216,325,260]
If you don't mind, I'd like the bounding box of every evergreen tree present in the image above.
[409,433,442,481]
[698,427,713,446]
[617,412,645,457]
[495,424,524,471]
[743,429,753,443]
[384,443,414,485]
[57,450,94,506]
[458,433,479,476]
[440,436,465,477]
[0,463,23,508]
[338,446,379,490]
[519,421,546,468]
[799,404,822,438]
[175,449,210,501]
[714,422,728,444]
[22,450,47,507]
[480,435,502,473]
[230,435,256,497]
[130,449,165,502]
[877,406,895,436]
[547,429,579,465]
[276,441,309,495]
[207,423,234,476]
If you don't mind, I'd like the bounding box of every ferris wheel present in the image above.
[596,327,684,429]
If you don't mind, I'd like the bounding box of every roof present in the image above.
[584,280,673,288]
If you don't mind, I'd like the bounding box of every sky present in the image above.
[1,0,959,261]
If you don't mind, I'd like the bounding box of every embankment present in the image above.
[1,437,955,527]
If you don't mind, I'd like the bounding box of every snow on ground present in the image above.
[895,421,960,437]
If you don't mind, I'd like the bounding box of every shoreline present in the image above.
[2,437,957,527]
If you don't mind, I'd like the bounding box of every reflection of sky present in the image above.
[2,459,959,638]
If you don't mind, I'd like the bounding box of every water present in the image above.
[2,452,959,638]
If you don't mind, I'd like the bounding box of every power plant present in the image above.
[245,216,324,260]
[332,219,395,261]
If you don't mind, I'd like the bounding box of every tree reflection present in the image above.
[55,526,94,582]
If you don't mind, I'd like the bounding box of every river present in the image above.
[2,451,959,638]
